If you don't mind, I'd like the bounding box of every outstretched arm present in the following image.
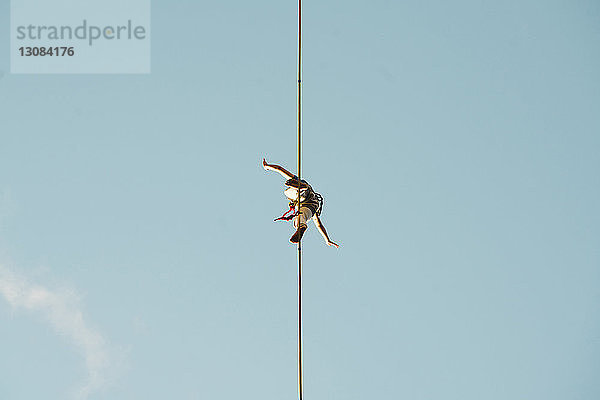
[262,158,295,179]
[313,215,339,248]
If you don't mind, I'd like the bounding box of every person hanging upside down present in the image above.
[263,158,339,248]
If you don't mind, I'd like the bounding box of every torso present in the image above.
[284,184,320,215]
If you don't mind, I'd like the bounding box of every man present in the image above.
[263,158,339,247]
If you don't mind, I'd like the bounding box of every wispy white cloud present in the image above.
[0,264,113,399]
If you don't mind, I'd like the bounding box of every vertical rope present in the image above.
[296,0,303,399]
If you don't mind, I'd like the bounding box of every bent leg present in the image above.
[290,207,312,243]
[264,163,295,179]
[293,207,313,229]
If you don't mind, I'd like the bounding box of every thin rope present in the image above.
[296,0,303,399]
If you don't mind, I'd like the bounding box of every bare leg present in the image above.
[290,207,312,243]
[263,159,295,179]
[293,207,313,229]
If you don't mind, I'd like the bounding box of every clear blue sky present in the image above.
[1,0,599,399]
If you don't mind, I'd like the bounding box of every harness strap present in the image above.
[274,204,298,222]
